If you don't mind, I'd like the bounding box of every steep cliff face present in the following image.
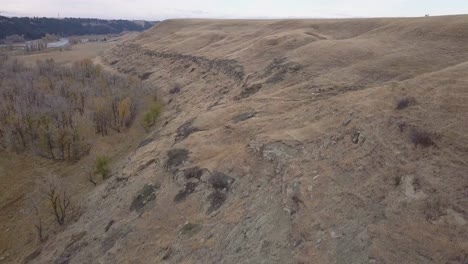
[30,16,468,264]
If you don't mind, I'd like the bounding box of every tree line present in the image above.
[0,16,156,41]
[0,57,147,160]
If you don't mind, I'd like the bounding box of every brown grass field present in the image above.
[2,16,468,263]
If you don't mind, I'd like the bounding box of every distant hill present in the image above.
[0,16,158,40]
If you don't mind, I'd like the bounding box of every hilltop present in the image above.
[4,15,468,263]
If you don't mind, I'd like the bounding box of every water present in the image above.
[47,38,69,48]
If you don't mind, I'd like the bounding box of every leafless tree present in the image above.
[44,183,71,225]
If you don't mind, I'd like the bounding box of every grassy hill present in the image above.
[2,15,468,264]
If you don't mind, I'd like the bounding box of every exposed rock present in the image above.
[130,184,158,212]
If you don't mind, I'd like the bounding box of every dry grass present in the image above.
[6,16,468,263]
[16,41,115,65]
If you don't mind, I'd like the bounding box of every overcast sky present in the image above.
[1,0,468,20]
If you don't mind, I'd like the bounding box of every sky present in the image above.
[1,0,468,20]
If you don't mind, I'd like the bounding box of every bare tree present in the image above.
[33,205,45,242]
[44,183,71,225]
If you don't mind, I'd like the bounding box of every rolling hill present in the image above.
[9,15,468,263]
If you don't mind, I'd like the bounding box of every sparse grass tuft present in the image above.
[142,103,162,131]
[396,96,416,110]
[94,155,111,179]
[169,84,181,94]
[410,129,435,147]
[393,175,402,187]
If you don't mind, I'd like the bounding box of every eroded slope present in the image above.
[29,16,468,264]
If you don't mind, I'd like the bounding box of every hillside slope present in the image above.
[29,16,468,264]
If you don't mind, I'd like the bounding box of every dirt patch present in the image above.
[130,184,158,212]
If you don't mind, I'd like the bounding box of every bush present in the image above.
[396,97,416,110]
[142,103,162,131]
[410,129,435,147]
[169,84,181,94]
[165,149,189,169]
[174,182,198,202]
[208,172,234,190]
[207,190,227,213]
[94,155,111,179]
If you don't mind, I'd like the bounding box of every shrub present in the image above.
[396,97,416,110]
[169,84,181,94]
[207,190,227,213]
[179,222,201,236]
[141,103,162,131]
[410,129,435,147]
[94,155,111,179]
[208,172,234,190]
[393,175,402,186]
[174,182,198,202]
[165,149,189,169]
[183,167,203,180]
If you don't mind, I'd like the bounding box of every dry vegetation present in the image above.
[2,16,468,264]
[0,57,146,160]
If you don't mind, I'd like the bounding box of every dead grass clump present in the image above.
[396,96,416,110]
[175,119,201,142]
[169,84,181,94]
[183,167,203,180]
[174,182,198,202]
[130,184,158,212]
[207,190,227,213]
[165,149,189,169]
[139,72,153,80]
[393,175,402,187]
[410,129,435,147]
[179,222,201,236]
[208,172,234,190]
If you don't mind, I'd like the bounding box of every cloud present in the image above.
[1,0,467,20]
